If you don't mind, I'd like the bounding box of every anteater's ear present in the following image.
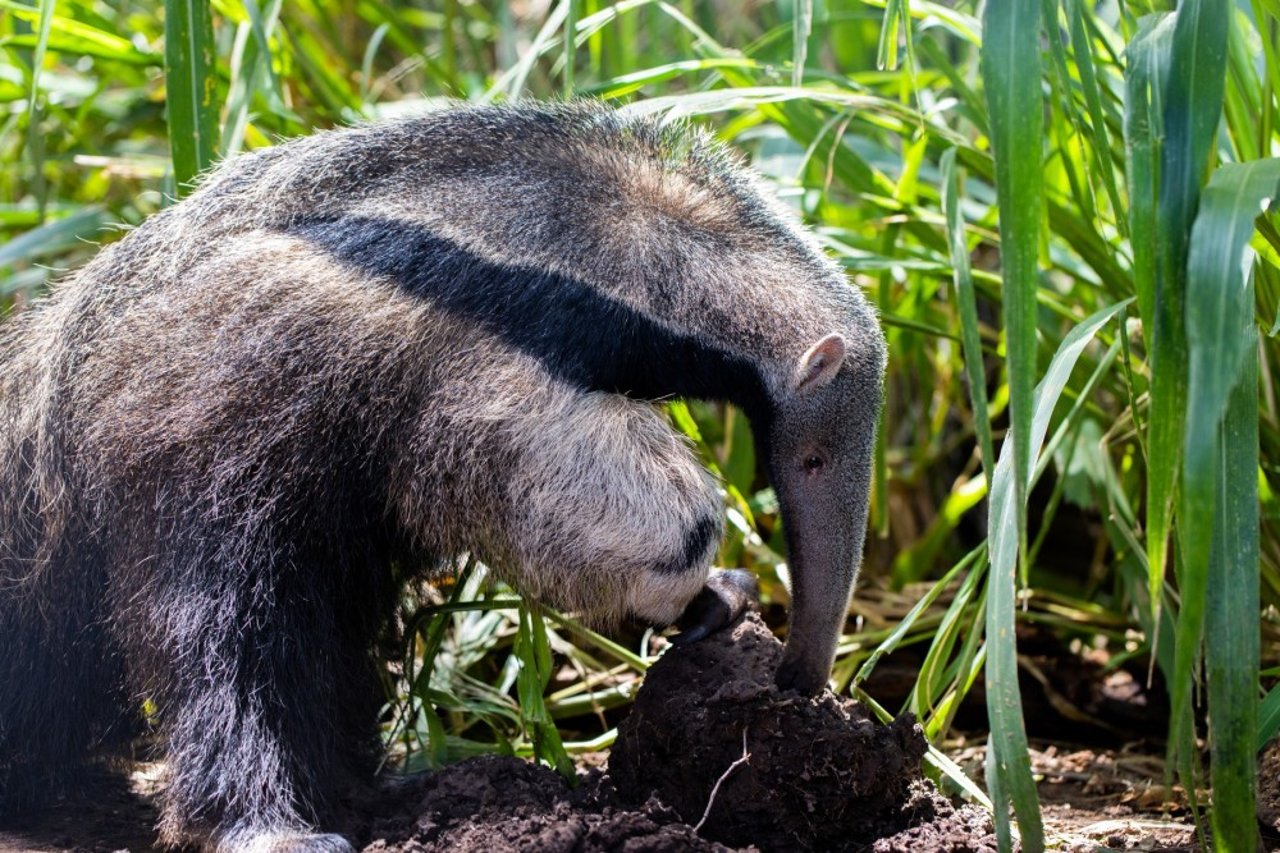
[794,333,846,393]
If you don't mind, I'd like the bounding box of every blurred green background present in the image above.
[3,0,1280,849]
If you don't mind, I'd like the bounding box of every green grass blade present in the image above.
[912,546,986,714]
[792,0,811,87]
[980,0,1042,563]
[941,147,995,474]
[586,57,759,97]
[980,0,1045,845]
[24,0,54,103]
[985,300,1129,851]
[926,744,991,809]
[485,0,568,101]
[543,608,650,672]
[991,302,1132,546]
[222,0,285,157]
[25,0,54,219]
[876,0,903,71]
[359,23,389,101]
[243,0,285,110]
[221,22,253,154]
[924,586,986,741]
[873,220,900,541]
[1222,10,1264,163]
[1147,0,1229,627]
[1255,1,1280,143]
[1139,0,1231,812]
[1181,159,1278,852]
[1043,0,1098,232]
[1068,0,1125,238]
[1204,341,1260,851]
[562,0,576,95]
[984,741,1013,851]
[0,206,104,270]
[721,406,756,495]
[1122,13,1172,623]
[0,1,158,64]
[853,554,971,687]
[1260,683,1280,751]
[164,0,220,193]
[1182,159,1280,552]
[515,603,575,780]
[279,16,362,116]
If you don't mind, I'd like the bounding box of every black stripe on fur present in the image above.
[655,515,721,575]
[287,215,773,423]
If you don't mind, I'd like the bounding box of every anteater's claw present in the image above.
[671,569,759,645]
[669,623,711,646]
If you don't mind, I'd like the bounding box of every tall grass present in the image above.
[4,1,1280,849]
[980,0,1045,844]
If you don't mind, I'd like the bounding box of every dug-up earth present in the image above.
[355,613,998,852]
[1,613,1267,852]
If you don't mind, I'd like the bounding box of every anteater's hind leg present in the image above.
[123,510,390,853]
[0,531,130,816]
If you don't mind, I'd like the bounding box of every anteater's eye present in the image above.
[803,455,824,472]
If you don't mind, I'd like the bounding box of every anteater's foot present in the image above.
[671,569,759,646]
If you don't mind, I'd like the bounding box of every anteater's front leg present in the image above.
[498,390,756,636]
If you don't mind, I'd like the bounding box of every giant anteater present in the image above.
[0,102,886,851]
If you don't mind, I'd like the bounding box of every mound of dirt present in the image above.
[353,755,995,853]
[355,613,997,853]
[608,613,994,850]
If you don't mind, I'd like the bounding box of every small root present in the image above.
[693,726,751,834]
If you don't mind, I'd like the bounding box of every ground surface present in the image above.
[0,616,1269,852]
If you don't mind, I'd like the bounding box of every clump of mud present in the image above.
[609,613,997,851]
[357,613,998,852]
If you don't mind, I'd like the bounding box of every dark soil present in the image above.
[355,613,997,852]
[0,765,163,853]
[609,613,991,850]
[1259,739,1280,847]
[354,755,739,852]
[1004,746,1199,852]
[349,755,998,853]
